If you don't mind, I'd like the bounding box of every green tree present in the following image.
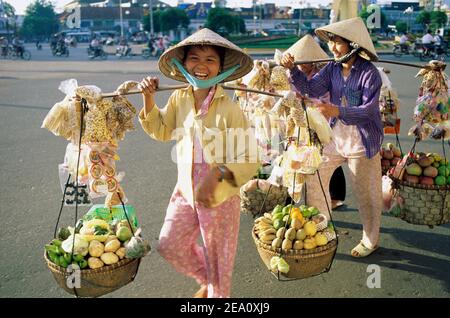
[430,11,448,30]
[142,10,162,33]
[395,21,407,34]
[416,10,431,29]
[142,8,189,34]
[3,1,16,17]
[21,0,59,39]
[205,7,245,36]
[160,8,189,32]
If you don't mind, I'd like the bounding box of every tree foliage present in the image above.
[205,7,246,36]
[430,11,448,30]
[21,0,59,38]
[3,1,15,17]
[395,21,407,34]
[416,10,431,28]
[142,8,189,33]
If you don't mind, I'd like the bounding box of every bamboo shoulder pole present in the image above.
[101,84,284,99]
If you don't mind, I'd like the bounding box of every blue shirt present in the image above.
[290,56,383,159]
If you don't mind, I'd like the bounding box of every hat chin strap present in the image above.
[171,58,240,89]
[335,43,360,63]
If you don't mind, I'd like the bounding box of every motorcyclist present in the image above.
[12,36,24,58]
[117,36,131,56]
[399,33,409,52]
[0,36,8,57]
[421,30,435,54]
[90,36,102,56]
[50,34,58,52]
[56,35,66,54]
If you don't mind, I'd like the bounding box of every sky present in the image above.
[5,0,444,16]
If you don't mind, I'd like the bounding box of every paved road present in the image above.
[0,56,449,298]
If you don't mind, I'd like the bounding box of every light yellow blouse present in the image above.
[139,85,261,207]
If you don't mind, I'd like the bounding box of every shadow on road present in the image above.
[333,219,450,292]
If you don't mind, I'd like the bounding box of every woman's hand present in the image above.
[138,76,159,116]
[280,53,295,70]
[316,102,340,119]
[195,168,221,208]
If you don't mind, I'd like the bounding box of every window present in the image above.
[93,20,103,27]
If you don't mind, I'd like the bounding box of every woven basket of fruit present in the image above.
[44,207,151,297]
[389,176,450,226]
[44,252,140,298]
[252,227,337,279]
[389,152,450,226]
[251,204,337,279]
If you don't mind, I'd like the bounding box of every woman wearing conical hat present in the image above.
[281,17,383,258]
[137,28,259,297]
[286,34,347,210]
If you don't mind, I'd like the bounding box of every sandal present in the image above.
[351,241,378,258]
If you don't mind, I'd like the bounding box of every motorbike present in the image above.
[416,43,446,61]
[7,45,31,60]
[141,47,151,59]
[52,44,69,57]
[115,45,132,58]
[87,46,107,60]
[392,42,411,57]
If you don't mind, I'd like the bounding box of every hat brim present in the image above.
[158,31,253,83]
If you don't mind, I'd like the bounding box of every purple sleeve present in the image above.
[289,64,331,98]
[338,68,382,125]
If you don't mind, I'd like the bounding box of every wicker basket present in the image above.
[251,227,337,279]
[240,184,288,217]
[44,252,140,297]
[390,175,450,226]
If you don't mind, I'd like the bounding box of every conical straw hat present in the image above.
[158,28,253,83]
[284,34,329,62]
[315,17,378,61]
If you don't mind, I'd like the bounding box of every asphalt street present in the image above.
[0,46,449,298]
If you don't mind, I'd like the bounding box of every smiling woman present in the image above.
[137,28,260,298]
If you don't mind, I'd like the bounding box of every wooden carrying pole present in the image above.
[101,84,284,99]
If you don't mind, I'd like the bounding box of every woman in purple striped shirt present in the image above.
[281,17,383,258]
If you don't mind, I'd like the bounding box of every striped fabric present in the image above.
[290,56,383,159]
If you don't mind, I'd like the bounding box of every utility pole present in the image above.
[149,0,154,36]
[119,0,123,37]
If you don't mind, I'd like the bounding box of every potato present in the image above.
[104,239,121,253]
[100,252,119,265]
[88,257,104,269]
[115,247,126,260]
[88,240,104,258]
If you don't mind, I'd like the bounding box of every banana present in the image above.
[263,213,273,221]
[260,233,276,242]
[261,228,276,236]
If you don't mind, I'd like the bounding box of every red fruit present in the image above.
[405,174,419,184]
[391,157,401,166]
[419,176,434,185]
[381,159,391,168]
[383,149,394,160]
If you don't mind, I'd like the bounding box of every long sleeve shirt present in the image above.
[289,56,383,158]
[139,85,260,208]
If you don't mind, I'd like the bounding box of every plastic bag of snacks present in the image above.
[409,61,449,141]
